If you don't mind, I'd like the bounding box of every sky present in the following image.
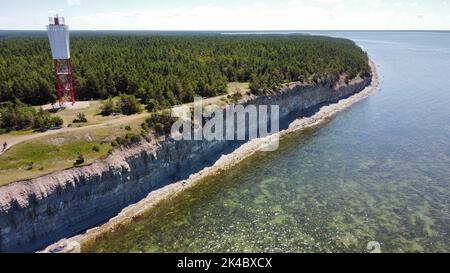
[0,0,449,30]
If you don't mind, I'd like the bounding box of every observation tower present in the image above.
[47,15,75,106]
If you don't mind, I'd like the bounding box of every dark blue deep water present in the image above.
[86,32,450,253]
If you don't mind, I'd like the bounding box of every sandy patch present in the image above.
[40,101,92,111]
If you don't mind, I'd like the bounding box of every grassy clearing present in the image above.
[0,116,146,186]
[50,100,129,129]
[227,82,250,96]
[0,140,110,185]
[200,82,250,108]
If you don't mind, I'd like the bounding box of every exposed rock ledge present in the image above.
[0,61,378,253]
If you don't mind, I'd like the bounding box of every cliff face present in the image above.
[0,76,371,253]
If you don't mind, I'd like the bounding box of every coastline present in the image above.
[44,59,379,253]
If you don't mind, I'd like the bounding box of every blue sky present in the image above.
[1,0,449,30]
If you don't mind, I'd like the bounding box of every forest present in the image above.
[0,34,370,107]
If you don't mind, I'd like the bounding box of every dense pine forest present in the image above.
[0,34,370,106]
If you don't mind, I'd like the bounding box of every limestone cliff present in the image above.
[0,75,372,253]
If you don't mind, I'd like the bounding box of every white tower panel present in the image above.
[47,24,70,60]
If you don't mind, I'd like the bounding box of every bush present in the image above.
[141,122,149,133]
[115,136,127,146]
[110,133,141,148]
[146,99,160,112]
[131,135,141,143]
[100,95,141,116]
[51,116,64,127]
[74,154,85,166]
[33,109,63,132]
[145,111,177,135]
[73,112,88,123]
[126,133,141,144]
[92,145,100,152]
[0,101,65,133]
[0,100,36,132]
[117,94,142,115]
[100,98,117,116]
[229,92,243,103]
[124,125,132,131]
[25,162,34,171]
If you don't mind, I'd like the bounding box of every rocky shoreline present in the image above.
[0,61,377,253]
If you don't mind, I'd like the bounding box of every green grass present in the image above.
[0,117,146,186]
[52,100,124,128]
[0,140,111,186]
[7,130,34,136]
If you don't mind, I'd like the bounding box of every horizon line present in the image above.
[1,29,450,32]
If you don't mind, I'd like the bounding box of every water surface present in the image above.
[85,32,450,253]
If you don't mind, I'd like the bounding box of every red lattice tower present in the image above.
[47,15,75,106]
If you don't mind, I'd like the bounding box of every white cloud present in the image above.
[73,5,376,30]
[2,0,450,30]
[67,0,81,6]
[64,1,450,30]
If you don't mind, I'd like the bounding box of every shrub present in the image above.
[100,97,117,116]
[33,109,63,132]
[229,92,243,103]
[109,133,141,148]
[124,125,132,131]
[0,101,64,133]
[145,99,160,113]
[0,100,36,132]
[51,116,64,127]
[101,95,142,116]
[25,162,34,171]
[115,136,127,146]
[92,145,100,152]
[73,112,88,123]
[131,135,141,143]
[145,111,177,135]
[141,122,149,133]
[117,94,142,115]
[126,133,141,144]
[74,154,85,166]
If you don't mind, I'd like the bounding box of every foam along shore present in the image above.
[43,60,379,253]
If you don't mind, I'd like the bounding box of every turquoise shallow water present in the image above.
[85,32,450,253]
